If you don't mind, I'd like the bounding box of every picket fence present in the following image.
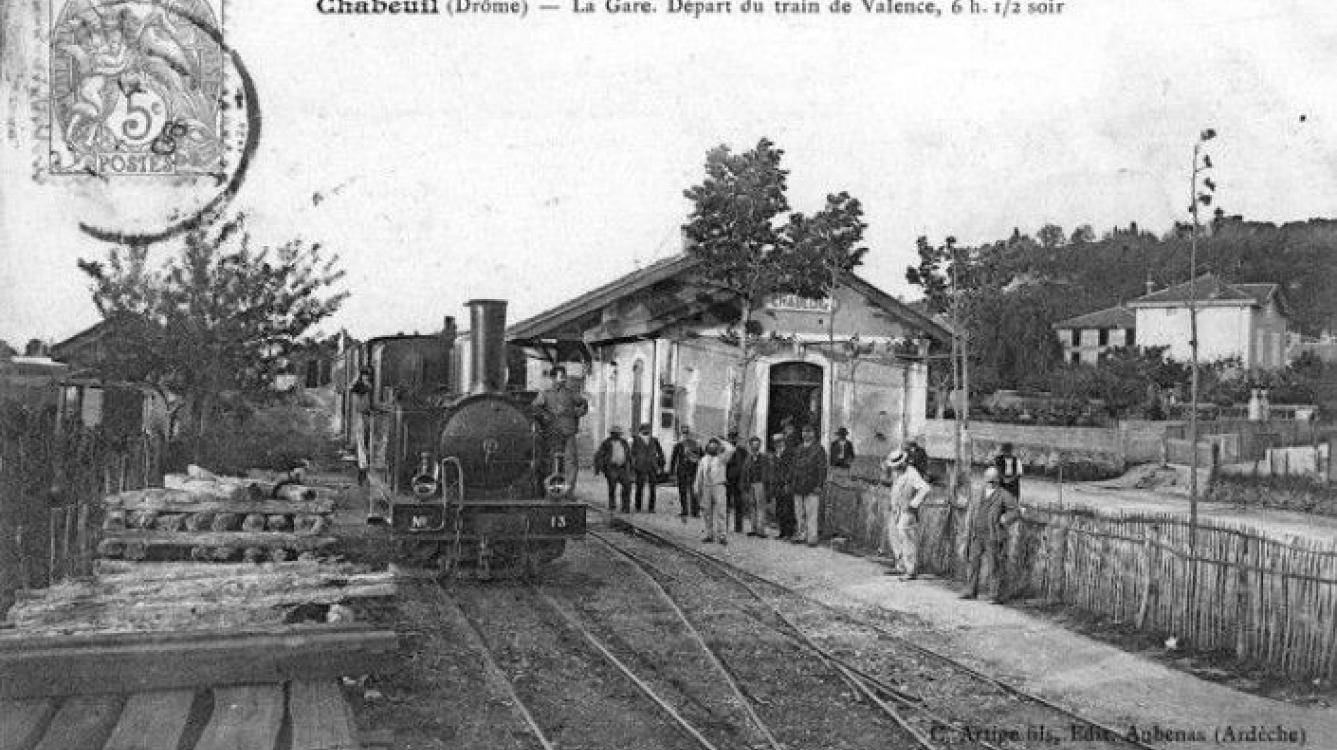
[2,419,162,599]
[825,475,1337,681]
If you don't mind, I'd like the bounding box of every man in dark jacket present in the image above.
[726,429,748,533]
[790,425,828,547]
[771,433,796,540]
[741,436,773,537]
[994,442,1023,500]
[957,467,1021,603]
[829,427,855,469]
[630,423,665,513]
[532,366,589,491]
[669,426,702,517]
[593,426,633,512]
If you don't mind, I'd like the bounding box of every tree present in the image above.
[77,211,348,459]
[682,138,867,433]
[1037,223,1066,249]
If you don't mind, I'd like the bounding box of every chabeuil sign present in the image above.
[767,293,832,313]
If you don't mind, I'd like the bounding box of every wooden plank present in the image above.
[0,699,57,750]
[102,690,196,750]
[290,681,360,750]
[0,630,398,699]
[103,489,333,516]
[0,624,377,652]
[31,695,123,750]
[99,532,337,548]
[194,685,284,750]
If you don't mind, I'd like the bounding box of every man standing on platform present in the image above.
[741,436,773,537]
[693,436,735,545]
[593,425,633,512]
[829,427,855,469]
[790,425,828,547]
[881,449,931,579]
[630,423,665,513]
[726,429,748,533]
[532,366,589,492]
[958,467,1021,603]
[670,426,703,517]
[771,433,796,540]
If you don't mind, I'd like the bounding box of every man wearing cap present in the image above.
[770,433,796,540]
[881,449,932,579]
[741,436,773,537]
[670,426,703,517]
[630,423,665,513]
[790,425,828,547]
[532,366,589,491]
[693,436,735,544]
[958,467,1021,603]
[829,427,855,469]
[593,426,633,512]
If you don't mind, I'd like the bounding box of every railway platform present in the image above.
[582,489,1337,750]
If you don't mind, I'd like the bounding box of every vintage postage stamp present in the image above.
[48,0,229,177]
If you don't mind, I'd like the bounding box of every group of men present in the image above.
[879,441,1024,602]
[594,421,849,548]
[533,365,1028,603]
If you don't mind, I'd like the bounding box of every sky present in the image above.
[3,0,1337,346]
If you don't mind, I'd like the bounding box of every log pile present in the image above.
[4,561,395,634]
[96,473,338,563]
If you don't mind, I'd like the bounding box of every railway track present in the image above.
[436,580,733,750]
[598,515,1158,750]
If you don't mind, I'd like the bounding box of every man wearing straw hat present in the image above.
[881,448,931,579]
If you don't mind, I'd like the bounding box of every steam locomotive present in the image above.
[358,300,586,576]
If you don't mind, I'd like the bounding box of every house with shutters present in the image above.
[1052,305,1136,364]
[505,253,951,467]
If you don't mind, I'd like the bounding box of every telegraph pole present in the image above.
[1187,128,1217,551]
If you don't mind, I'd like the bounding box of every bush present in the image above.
[1209,473,1337,516]
[166,397,339,475]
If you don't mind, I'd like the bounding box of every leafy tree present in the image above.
[682,138,868,432]
[77,212,347,460]
[0,340,14,360]
[1037,223,1066,249]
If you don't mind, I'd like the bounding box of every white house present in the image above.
[1127,274,1289,368]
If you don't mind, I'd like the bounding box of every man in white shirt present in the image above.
[882,449,931,579]
[693,436,734,545]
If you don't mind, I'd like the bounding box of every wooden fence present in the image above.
[825,476,1337,681]
[1,405,163,612]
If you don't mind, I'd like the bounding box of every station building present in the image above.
[505,254,951,466]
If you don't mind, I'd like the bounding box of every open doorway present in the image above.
[767,361,823,439]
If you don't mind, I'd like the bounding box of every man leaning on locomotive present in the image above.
[531,365,589,492]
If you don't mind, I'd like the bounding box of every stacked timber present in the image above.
[4,561,395,634]
[97,473,338,563]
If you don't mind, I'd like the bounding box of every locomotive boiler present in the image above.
[362,299,586,576]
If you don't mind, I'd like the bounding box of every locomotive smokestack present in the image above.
[466,300,508,394]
